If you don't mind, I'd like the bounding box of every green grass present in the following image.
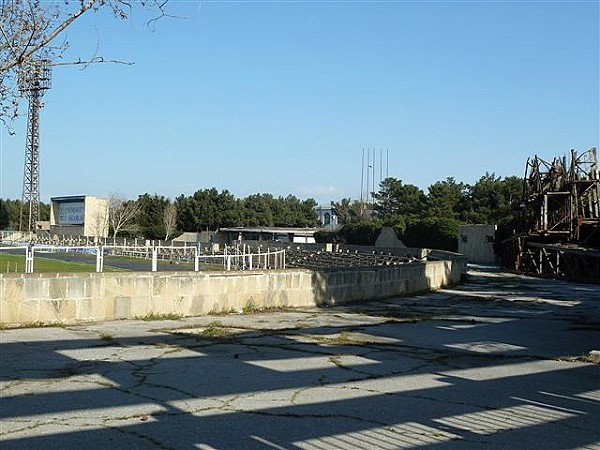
[0,253,127,273]
[201,321,231,338]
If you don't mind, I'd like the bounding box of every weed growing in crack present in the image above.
[201,321,231,338]
[140,312,182,321]
[100,332,114,342]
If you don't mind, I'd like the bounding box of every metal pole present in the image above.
[361,148,364,205]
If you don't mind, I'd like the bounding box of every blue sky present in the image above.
[1,1,598,205]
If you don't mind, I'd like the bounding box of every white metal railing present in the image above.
[0,243,286,274]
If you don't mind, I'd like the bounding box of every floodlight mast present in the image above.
[18,59,51,233]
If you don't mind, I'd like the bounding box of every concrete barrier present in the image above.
[0,258,465,326]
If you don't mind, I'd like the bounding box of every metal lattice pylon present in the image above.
[19,59,51,233]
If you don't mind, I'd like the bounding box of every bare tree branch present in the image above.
[0,0,174,124]
[108,194,140,239]
[163,202,177,241]
[51,57,135,68]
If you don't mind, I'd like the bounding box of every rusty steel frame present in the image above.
[501,148,600,283]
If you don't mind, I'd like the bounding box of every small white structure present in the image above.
[50,195,109,238]
[458,224,497,264]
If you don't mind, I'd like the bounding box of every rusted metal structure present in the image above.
[501,148,600,283]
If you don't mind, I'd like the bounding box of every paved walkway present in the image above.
[1,268,599,449]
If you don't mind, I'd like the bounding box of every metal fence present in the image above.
[0,243,286,274]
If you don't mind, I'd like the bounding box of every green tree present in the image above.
[137,193,169,239]
[337,221,382,245]
[283,195,317,227]
[426,177,466,220]
[0,199,9,229]
[243,194,274,227]
[215,190,242,228]
[401,217,460,252]
[463,173,523,225]
[373,177,426,225]
[331,198,365,224]
[0,199,22,229]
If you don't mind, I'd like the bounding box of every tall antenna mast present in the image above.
[360,148,365,205]
[18,59,51,233]
[372,148,375,203]
[386,148,389,178]
[379,148,382,184]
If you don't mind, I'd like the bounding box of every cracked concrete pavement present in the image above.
[1,267,599,449]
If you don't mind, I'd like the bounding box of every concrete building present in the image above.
[458,224,497,264]
[50,195,109,238]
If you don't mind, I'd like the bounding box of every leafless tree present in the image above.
[108,194,140,239]
[0,0,170,123]
[163,202,177,241]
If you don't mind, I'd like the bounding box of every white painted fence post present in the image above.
[25,245,34,273]
[96,246,104,272]
[152,249,158,272]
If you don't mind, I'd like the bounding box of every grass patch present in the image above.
[140,311,182,321]
[310,330,365,346]
[0,253,127,273]
[1,321,68,329]
[201,321,231,338]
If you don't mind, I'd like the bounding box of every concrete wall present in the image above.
[458,224,497,264]
[0,259,465,326]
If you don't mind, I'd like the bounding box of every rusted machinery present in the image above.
[501,148,600,283]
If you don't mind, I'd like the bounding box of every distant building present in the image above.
[218,227,318,245]
[50,195,109,238]
[458,224,497,264]
[315,205,338,229]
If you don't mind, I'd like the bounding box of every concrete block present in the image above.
[18,299,40,322]
[39,299,76,322]
[49,279,68,300]
[189,295,207,315]
[76,298,93,320]
[67,277,85,299]
[24,278,47,300]
[90,297,110,320]
[114,296,132,318]
[130,295,150,317]
[153,276,167,296]
[0,294,18,324]
[86,276,104,301]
